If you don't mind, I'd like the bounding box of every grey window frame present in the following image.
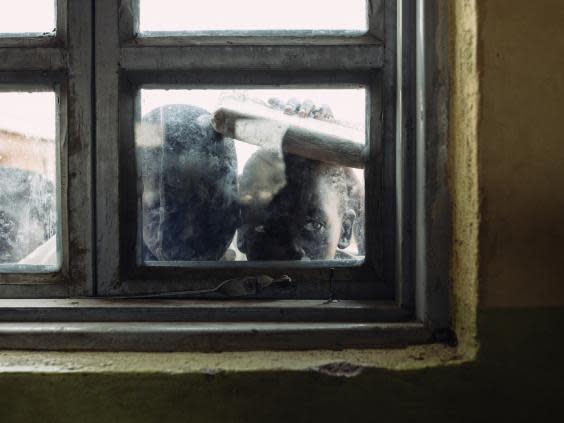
[97,0,389,300]
[0,0,94,298]
[0,0,451,351]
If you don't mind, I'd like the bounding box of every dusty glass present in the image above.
[0,1,55,35]
[136,88,366,264]
[0,92,60,271]
[139,0,367,34]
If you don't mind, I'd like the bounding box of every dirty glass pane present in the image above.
[0,1,55,35]
[0,92,59,272]
[139,0,367,34]
[136,88,366,264]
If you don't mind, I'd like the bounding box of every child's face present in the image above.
[238,154,349,261]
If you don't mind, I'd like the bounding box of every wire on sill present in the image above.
[105,274,294,300]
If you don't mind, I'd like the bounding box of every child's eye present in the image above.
[254,225,266,233]
[304,220,325,232]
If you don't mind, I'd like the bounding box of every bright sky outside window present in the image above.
[139,0,368,33]
[0,92,59,271]
[0,1,55,35]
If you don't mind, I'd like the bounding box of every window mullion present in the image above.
[66,0,95,296]
[95,0,123,295]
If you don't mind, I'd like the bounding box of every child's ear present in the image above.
[338,209,356,249]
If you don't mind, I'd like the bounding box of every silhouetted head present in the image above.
[0,168,55,263]
[139,104,239,261]
[237,149,355,261]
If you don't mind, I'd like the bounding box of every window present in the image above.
[135,87,366,264]
[0,1,55,35]
[0,0,93,298]
[0,91,60,272]
[138,0,368,34]
[99,1,387,300]
[0,0,450,350]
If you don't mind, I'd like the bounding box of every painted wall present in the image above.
[1,1,564,421]
[479,0,564,308]
[1,309,563,422]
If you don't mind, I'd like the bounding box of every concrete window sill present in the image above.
[0,344,466,376]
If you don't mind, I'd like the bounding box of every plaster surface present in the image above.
[478,0,564,307]
[449,0,479,351]
[0,344,463,374]
[0,309,563,423]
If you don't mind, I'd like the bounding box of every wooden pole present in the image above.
[212,104,368,169]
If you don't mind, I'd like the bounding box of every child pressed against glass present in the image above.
[139,104,239,262]
[138,98,364,262]
[237,148,360,261]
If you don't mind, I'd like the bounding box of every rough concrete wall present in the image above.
[449,0,479,352]
[1,309,563,423]
[478,0,564,307]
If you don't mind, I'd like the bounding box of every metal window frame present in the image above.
[0,0,94,298]
[0,79,66,279]
[95,0,396,301]
[414,0,451,331]
[0,0,452,351]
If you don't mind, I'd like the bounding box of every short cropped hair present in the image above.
[240,149,350,215]
[139,104,239,261]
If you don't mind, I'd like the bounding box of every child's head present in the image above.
[139,104,239,261]
[237,149,356,260]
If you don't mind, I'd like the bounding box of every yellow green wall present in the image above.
[479,0,564,308]
[1,1,564,421]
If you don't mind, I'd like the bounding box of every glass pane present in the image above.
[139,0,367,34]
[136,88,366,264]
[0,92,60,272]
[0,1,55,35]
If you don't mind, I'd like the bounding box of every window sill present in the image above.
[0,321,430,351]
[0,299,432,351]
[0,343,465,375]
